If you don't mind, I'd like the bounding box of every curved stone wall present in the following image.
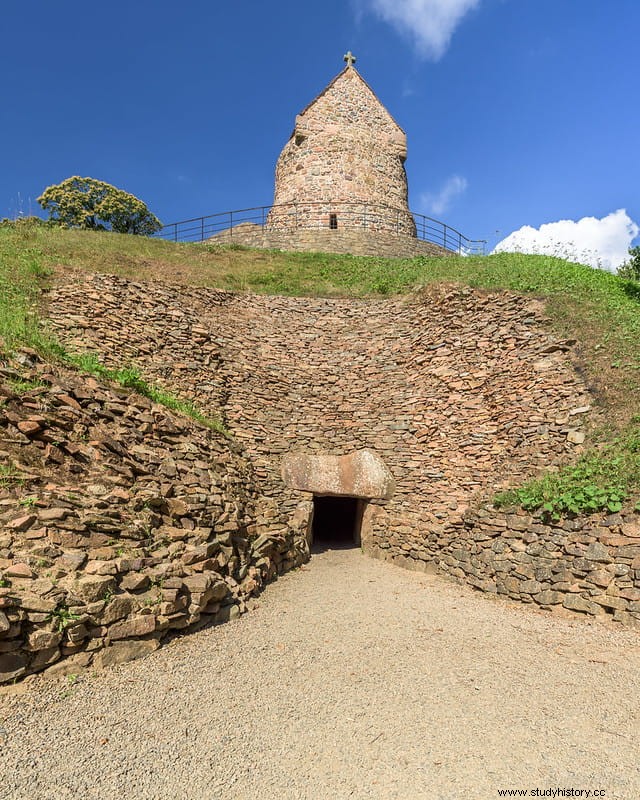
[41,271,640,630]
[40,275,640,630]
[211,222,447,258]
[0,354,308,684]
[432,506,640,627]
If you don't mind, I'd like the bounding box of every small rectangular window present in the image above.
[329,213,338,230]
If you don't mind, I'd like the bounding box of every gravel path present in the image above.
[2,549,640,800]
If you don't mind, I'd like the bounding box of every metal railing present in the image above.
[153,201,486,255]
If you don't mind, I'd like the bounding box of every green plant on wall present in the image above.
[494,443,636,519]
[48,605,81,633]
[0,463,23,488]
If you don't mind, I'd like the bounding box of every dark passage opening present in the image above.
[311,495,362,550]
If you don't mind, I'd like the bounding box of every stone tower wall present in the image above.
[266,67,416,237]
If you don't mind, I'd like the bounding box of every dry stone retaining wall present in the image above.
[425,506,640,627]
[0,353,307,684]
[39,274,640,631]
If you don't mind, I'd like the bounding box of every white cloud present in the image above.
[419,174,468,216]
[361,0,481,60]
[493,210,639,272]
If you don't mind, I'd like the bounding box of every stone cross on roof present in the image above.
[343,51,356,67]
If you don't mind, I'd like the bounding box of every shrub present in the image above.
[617,245,640,281]
[37,176,162,235]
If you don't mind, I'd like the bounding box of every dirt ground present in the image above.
[2,548,639,800]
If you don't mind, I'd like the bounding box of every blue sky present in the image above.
[2,0,639,268]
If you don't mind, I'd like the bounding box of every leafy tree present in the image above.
[37,176,162,235]
[618,245,640,281]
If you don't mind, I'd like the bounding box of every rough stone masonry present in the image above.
[0,350,308,684]
[43,273,640,638]
[4,269,640,684]
[214,59,446,258]
[267,59,415,235]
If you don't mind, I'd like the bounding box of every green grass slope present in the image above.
[0,221,226,432]
[2,218,640,516]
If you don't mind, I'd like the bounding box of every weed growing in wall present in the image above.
[0,463,23,488]
[495,426,640,518]
[48,605,81,633]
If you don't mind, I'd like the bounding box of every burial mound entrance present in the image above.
[282,449,395,551]
[311,495,365,549]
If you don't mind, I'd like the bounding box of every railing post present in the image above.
[201,217,204,242]
[443,224,448,249]
[230,210,233,239]
[174,223,178,243]
[458,232,462,254]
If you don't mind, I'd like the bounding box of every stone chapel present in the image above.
[266,52,416,238]
[216,54,447,257]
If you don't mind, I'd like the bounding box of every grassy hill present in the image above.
[2,218,640,516]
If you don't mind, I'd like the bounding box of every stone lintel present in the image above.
[281,449,395,500]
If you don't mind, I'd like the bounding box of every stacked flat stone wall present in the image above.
[267,67,415,237]
[372,506,640,629]
[369,482,640,633]
[212,222,447,258]
[41,275,640,631]
[0,353,308,684]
